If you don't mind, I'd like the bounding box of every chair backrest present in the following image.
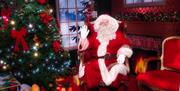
[161,36,180,71]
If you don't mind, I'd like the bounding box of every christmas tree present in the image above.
[0,0,73,90]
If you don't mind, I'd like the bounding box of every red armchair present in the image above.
[137,36,180,91]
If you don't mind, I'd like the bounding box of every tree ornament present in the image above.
[39,12,52,24]
[1,7,11,26]
[11,27,29,52]
[37,0,47,4]
[52,41,61,53]
[31,84,40,91]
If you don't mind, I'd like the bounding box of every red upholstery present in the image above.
[137,70,180,91]
[137,36,180,91]
[163,38,180,70]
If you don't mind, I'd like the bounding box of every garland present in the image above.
[114,12,180,22]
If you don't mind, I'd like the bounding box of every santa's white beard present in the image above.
[96,25,116,42]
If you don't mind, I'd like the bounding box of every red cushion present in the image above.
[137,70,180,91]
[163,38,180,70]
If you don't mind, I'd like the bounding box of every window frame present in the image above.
[56,0,86,50]
[124,0,166,7]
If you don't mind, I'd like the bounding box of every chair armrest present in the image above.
[144,57,161,72]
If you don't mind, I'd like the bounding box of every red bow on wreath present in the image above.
[39,12,52,24]
[53,41,61,53]
[11,27,29,52]
[1,7,11,25]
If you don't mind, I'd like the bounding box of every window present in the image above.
[56,0,88,50]
[125,0,165,6]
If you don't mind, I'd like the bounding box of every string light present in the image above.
[34,52,39,57]
[2,65,7,70]
[33,46,37,50]
[10,20,16,25]
[28,23,33,28]
[49,8,53,14]
[35,43,39,47]
[0,60,3,64]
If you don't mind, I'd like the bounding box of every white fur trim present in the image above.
[78,61,85,78]
[117,45,133,58]
[117,54,126,64]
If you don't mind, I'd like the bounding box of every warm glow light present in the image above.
[49,9,53,14]
[10,20,16,25]
[3,65,7,70]
[34,52,39,57]
[35,43,39,47]
[0,60,3,64]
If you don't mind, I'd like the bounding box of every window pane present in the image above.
[77,9,85,21]
[70,34,78,46]
[59,0,67,8]
[68,0,76,8]
[126,0,134,4]
[69,22,78,34]
[68,9,77,22]
[144,0,152,2]
[78,21,85,27]
[60,23,69,35]
[59,9,68,22]
[77,0,89,8]
[61,35,70,48]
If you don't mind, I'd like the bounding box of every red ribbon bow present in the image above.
[11,27,29,52]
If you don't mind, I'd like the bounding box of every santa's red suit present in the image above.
[78,14,133,90]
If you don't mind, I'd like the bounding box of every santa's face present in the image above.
[94,15,119,35]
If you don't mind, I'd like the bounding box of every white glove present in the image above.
[79,25,89,39]
[78,61,85,78]
[117,54,126,64]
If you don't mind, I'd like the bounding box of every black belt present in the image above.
[95,53,117,60]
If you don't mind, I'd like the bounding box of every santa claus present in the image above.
[78,14,133,90]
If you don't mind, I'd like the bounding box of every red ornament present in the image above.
[39,12,52,24]
[1,7,11,25]
[52,41,61,53]
[11,27,29,52]
[37,0,47,4]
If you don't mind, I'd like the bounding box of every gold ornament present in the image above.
[31,84,40,91]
